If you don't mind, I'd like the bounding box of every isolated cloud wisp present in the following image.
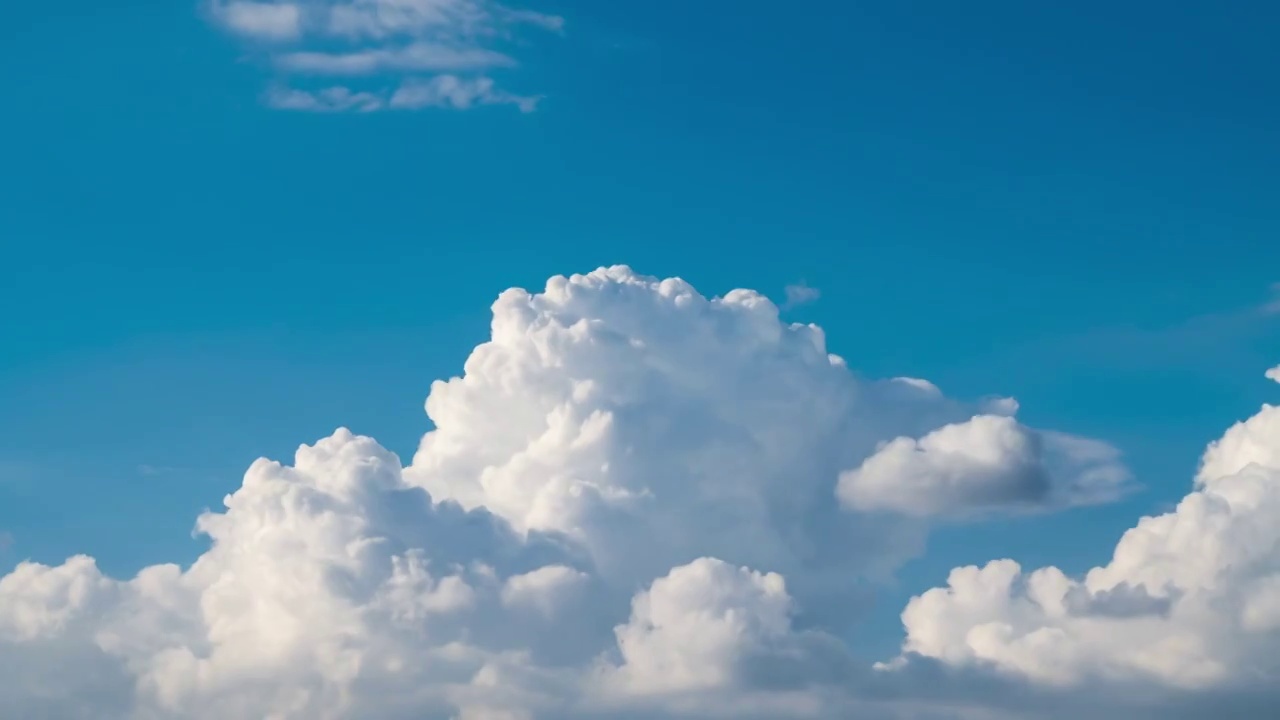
[782,282,820,310]
[207,0,561,112]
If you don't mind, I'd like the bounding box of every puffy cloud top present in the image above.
[407,267,1123,584]
[605,558,793,695]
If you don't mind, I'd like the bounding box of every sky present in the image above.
[1,1,1279,718]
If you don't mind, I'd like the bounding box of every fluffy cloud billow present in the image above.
[889,367,1280,701]
[402,268,1127,589]
[1,266,1276,719]
[837,415,1131,519]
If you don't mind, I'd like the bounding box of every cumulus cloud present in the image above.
[592,557,859,719]
[837,415,1131,519]
[207,0,560,112]
[890,367,1280,694]
[602,558,795,695]
[502,564,588,617]
[403,267,1111,592]
[0,429,597,719]
[14,265,1268,720]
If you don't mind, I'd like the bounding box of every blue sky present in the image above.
[3,0,1280,675]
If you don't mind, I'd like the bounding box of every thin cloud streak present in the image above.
[207,0,562,113]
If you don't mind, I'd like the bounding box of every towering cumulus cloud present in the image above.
[3,266,1277,718]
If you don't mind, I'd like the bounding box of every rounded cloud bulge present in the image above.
[0,266,1173,719]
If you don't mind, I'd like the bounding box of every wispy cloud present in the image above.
[207,0,561,113]
[782,281,821,310]
[275,43,514,75]
[264,74,538,112]
[390,74,539,111]
[265,84,387,111]
[1264,282,1280,314]
[218,1,304,40]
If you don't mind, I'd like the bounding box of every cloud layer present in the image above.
[207,0,561,112]
[2,266,1276,718]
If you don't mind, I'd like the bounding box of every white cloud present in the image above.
[782,282,820,309]
[207,0,561,113]
[502,8,564,33]
[501,565,588,617]
[403,267,1097,593]
[12,266,1271,719]
[1266,364,1280,384]
[0,429,580,719]
[390,75,539,112]
[215,1,303,40]
[837,415,1131,519]
[264,75,537,113]
[276,43,514,75]
[602,558,794,695]
[592,557,857,719]
[324,0,530,40]
[890,393,1280,692]
[266,85,386,112]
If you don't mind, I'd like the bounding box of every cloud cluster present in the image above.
[2,266,1275,718]
[207,0,561,112]
[891,365,1280,697]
